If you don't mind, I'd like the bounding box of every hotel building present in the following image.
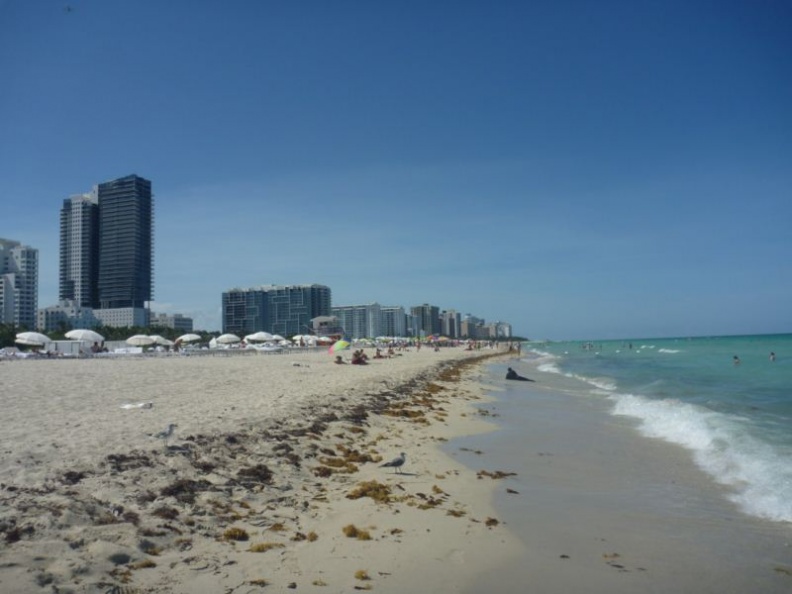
[331,302,382,339]
[51,174,154,329]
[222,284,332,338]
[0,238,39,329]
[59,190,99,308]
[410,303,441,337]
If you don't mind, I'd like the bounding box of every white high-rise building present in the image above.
[59,190,99,308]
[381,306,408,338]
[0,238,39,329]
[331,302,382,339]
[441,309,462,338]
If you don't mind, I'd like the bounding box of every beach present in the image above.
[455,357,792,594]
[1,346,521,593]
[2,344,791,594]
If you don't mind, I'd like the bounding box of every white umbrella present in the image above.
[65,329,105,343]
[176,333,201,343]
[272,334,285,341]
[15,331,51,347]
[148,335,174,346]
[126,334,156,347]
[244,331,274,342]
[216,333,241,344]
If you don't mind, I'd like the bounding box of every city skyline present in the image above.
[2,2,790,340]
[46,169,506,336]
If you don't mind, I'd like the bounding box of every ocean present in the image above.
[453,334,792,593]
[526,333,792,524]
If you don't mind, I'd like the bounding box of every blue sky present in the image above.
[1,0,790,340]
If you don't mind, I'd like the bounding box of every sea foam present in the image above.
[610,392,792,523]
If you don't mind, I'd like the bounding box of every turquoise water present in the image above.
[524,334,792,523]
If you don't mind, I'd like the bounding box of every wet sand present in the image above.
[451,361,792,594]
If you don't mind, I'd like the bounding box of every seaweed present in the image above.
[160,479,210,504]
[346,481,392,504]
[248,542,285,552]
[237,464,273,485]
[223,527,249,541]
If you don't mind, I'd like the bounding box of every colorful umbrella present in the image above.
[329,339,351,354]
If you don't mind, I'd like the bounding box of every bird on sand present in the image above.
[150,423,177,442]
[380,452,406,474]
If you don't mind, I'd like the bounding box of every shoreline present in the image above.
[451,358,792,594]
[1,347,521,593]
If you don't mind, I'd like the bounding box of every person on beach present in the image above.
[733,355,741,365]
[770,352,776,362]
[506,367,534,382]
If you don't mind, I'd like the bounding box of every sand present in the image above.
[6,346,790,594]
[0,346,520,593]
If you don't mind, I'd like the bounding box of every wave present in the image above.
[536,364,618,393]
[537,362,562,374]
[657,348,681,354]
[610,392,792,523]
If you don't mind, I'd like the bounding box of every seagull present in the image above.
[150,423,177,442]
[380,452,406,474]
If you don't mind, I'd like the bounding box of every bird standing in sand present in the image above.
[150,423,177,443]
[380,452,406,474]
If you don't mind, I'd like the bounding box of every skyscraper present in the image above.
[222,284,332,337]
[59,190,99,308]
[96,175,153,309]
[0,238,39,329]
[331,302,382,339]
[410,303,441,337]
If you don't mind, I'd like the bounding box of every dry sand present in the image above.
[0,346,520,593]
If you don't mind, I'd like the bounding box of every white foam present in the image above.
[611,392,792,523]
[587,377,617,392]
[537,362,562,374]
[658,348,681,354]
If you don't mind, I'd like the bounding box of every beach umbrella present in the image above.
[216,333,241,344]
[15,331,51,347]
[244,331,274,342]
[279,339,292,346]
[65,329,105,343]
[126,334,155,347]
[176,333,201,343]
[148,335,174,346]
[329,339,351,354]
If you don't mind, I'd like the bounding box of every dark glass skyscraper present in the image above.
[97,175,153,309]
[222,284,332,337]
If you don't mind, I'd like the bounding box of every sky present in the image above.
[1,0,790,340]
